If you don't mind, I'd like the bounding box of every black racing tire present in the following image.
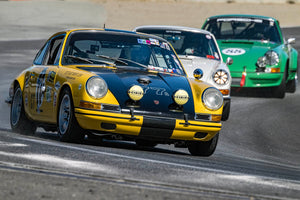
[221,100,230,121]
[187,133,219,156]
[135,139,158,148]
[272,70,286,98]
[10,85,36,135]
[57,87,85,143]
[286,78,297,93]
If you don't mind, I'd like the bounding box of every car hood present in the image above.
[178,55,220,82]
[79,67,195,117]
[217,40,280,73]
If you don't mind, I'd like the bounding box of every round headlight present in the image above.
[256,56,267,68]
[86,77,108,99]
[202,87,223,110]
[173,89,189,105]
[128,85,144,101]
[213,69,229,85]
[265,51,279,66]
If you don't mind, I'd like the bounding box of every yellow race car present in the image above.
[7,29,223,156]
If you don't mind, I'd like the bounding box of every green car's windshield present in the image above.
[203,18,282,43]
[137,29,221,60]
[62,31,185,75]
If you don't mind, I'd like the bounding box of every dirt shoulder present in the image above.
[91,0,300,30]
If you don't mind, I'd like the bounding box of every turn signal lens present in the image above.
[219,89,230,95]
[211,115,222,122]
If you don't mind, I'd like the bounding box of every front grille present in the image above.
[195,114,210,121]
[101,104,121,112]
[231,77,242,86]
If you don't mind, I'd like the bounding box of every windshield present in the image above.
[137,29,221,60]
[203,18,282,43]
[62,31,185,75]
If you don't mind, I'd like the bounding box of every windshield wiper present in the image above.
[96,55,128,66]
[117,58,148,69]
[65,55,94,64]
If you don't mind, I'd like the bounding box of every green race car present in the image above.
[202,14,298,98]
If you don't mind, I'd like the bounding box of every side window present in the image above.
[45,35,65,65]
[33,42,50,65]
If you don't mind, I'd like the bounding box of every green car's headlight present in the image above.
[202,88,223,110]
[265,50,279,66]
[86,77,108,99]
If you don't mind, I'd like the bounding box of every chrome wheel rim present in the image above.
[11,88,22,126]
[59,94,71,135]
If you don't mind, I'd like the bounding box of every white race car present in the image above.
[134,26,232,120]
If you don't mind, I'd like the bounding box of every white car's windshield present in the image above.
[62,31,185,75]
[136,29,221,61]
[203,18,282,43]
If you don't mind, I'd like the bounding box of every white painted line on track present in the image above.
[15,136,300,191]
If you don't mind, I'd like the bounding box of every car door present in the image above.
[27,34,65,123]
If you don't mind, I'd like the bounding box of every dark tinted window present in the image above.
[62,31,185,75]
[33,42,50,65]
[136,29,221,60]
[203,18,282,43]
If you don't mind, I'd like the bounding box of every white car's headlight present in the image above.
[86,77,108,98]
[202,87,223,110]
[213,69,229,85]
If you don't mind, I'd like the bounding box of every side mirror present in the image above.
[193,68,203,80]
[226,57,233,66]
[287,38,296,45]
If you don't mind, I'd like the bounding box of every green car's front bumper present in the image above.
[231,71,284,87]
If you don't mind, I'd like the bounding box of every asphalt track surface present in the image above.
[0,28,300,199]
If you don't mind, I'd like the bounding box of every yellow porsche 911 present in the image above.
[7,29,223,156]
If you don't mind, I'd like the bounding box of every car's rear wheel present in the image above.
[10,85,36,135]
[135,139,158,148]
[286,78,297,93]
[57,88,85,143]
[187,133,219,156]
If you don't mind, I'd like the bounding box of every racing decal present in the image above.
[144,87,170,97]
[55,81,61,91]
[222,48,246,56]
[25,75,30,88]
[137,39,147,44]
[36,68,47,113]
[46,86,52,102]
[24,93,28,106]
[53,92,57,107]
[217,18,263,23]
[149,38,160,46]
[47,71,56,83]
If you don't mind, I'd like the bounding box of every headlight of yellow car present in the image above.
[86,76,108,99]
[202,87,223,110]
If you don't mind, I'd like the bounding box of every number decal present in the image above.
[222,48,246,56]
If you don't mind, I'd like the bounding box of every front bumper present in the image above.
[75,108,222,142]
[231,72,284,87]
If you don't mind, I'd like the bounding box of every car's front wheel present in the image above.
[10,85,36,135]
[57,88,85,143]
[187,133,219,156]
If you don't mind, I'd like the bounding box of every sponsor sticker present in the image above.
[222,48,246,56]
